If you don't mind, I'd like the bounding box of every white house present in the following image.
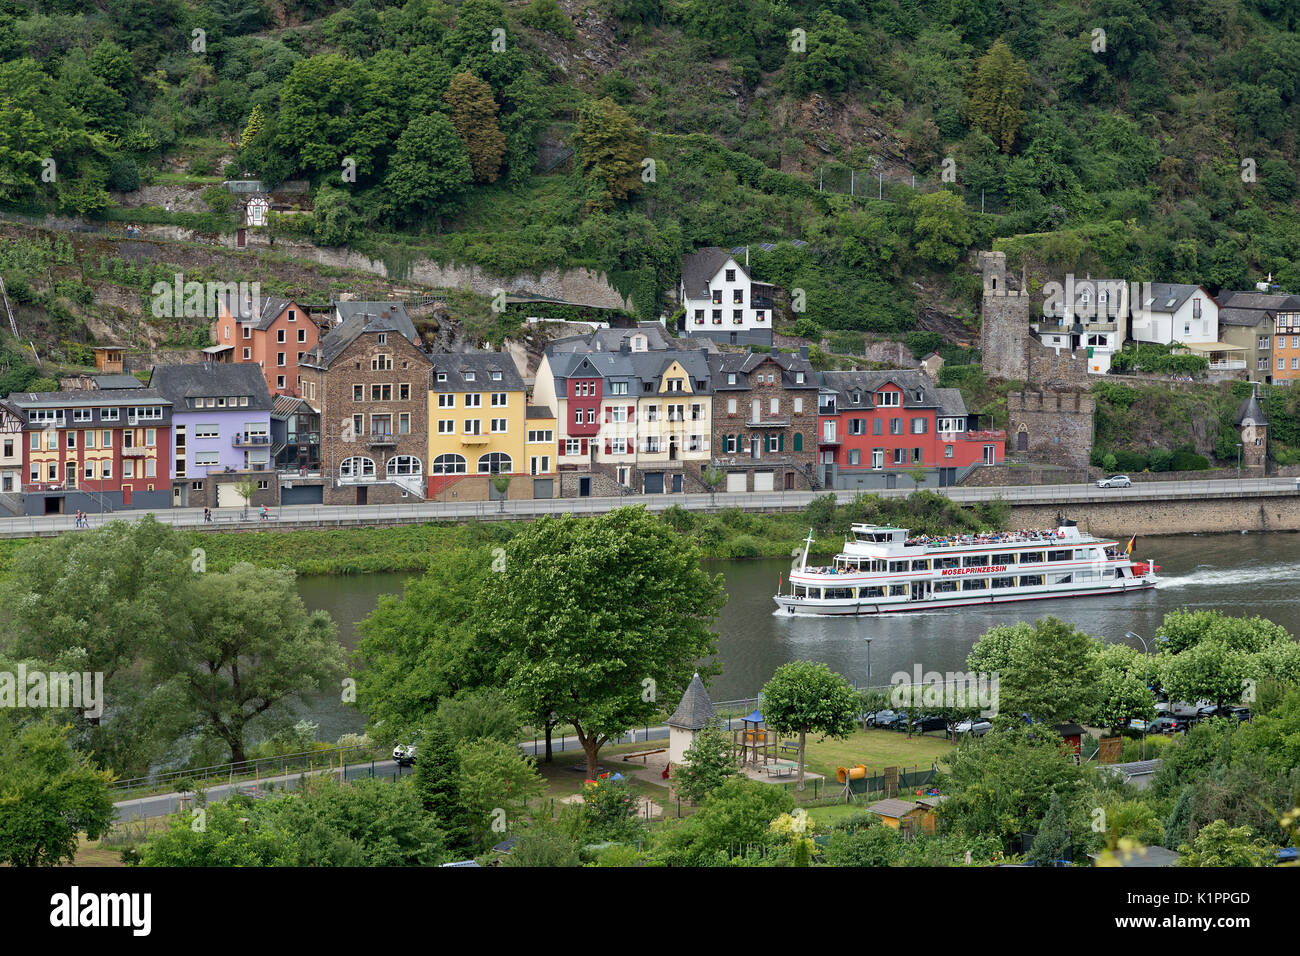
[679,247,776,346]
[1034,276,1129,374]
[1129,283,1219,346]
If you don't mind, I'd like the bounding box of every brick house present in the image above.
[298,308,432,505]
[707,347,819,492]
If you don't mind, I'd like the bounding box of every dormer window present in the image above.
[436,372,447,383]
[851,391,861,404]
[464,371,476,381]
[377,333,387,345]
[491,370,502,381]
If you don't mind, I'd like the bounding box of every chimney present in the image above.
[745,245,750,268]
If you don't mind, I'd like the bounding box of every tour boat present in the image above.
[774,521,1158,616]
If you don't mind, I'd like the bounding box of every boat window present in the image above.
[808,588,822,599]
[1074,549,1091,560]
[1047,550,1071,562]
[962,555,989,568]
[1021,551,1044,563]
[936,555,960,569]
[911,559,930,571]
[991,576,1016,589]
[1053,573,1073,584]
[860,586,885,598]
[794,586,806,597]
[1019,574,1043,586]
[889,584,908,596]
[992,553,1016,565]
[825,587,853,600]
[934,580,959,593]
[889,560,908,573]
[963,578,988,590]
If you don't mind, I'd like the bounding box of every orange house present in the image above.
[209,295,319,397]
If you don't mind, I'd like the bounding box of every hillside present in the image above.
[3,0,1300,363]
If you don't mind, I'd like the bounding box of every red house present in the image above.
[816,370,1004,489]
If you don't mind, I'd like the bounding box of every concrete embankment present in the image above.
[1010,494,1300,537]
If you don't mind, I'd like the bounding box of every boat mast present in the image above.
[800,528,814,571]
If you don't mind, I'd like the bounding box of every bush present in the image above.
[1170,448,1210,471]
[1112,449,1148,472]
[904,330,943,358]
[805,493,837,532]
[108,157,141,192]
[519,0,577,37]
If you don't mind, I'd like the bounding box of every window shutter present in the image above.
[580,439,588,454]
[628,405,635,421]
[605,438,612,455]
[779,432,785,452]
[605,407,611,423]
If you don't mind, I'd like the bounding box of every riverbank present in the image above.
[0,492,1009,578]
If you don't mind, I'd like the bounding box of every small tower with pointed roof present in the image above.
[667,673,717,765]
[1235,386,1268,476]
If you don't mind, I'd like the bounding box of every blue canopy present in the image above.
[743,709,763,723]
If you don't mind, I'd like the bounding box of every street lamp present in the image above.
[1236,442,1242,485]
[1126,630,1151,759]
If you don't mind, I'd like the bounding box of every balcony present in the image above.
[819,431,840,446]
[1209,360,1247,371]
[120,445,151,456]
[459,433,488,445]
[232,433,272,448]
[961,430,1006,441]
[366,432,397,448]
[746,416,790,428]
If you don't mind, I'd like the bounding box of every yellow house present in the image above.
[523,407,557,477]
[428,353,528,486]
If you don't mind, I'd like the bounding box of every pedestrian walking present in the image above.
[260,505,268,520]
[204,507,211,523]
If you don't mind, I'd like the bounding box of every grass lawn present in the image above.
[798,727,955,784]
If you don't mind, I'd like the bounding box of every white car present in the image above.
[1096,475,1132,488]
[954,717,993,736]
[393,744,417,767]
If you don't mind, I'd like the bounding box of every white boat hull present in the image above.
[773,576,1158,616]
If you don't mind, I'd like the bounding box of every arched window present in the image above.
[478,452,512,474]
[386,455,422,477]
[432,454,466,475]
[793,432,803,452]
[340,456,375,479]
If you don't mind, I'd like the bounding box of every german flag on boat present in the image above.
[1124,534,1137,556]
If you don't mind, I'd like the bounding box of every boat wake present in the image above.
[1159,562,1295,590]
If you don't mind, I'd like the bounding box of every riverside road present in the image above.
[2,477,1296,538]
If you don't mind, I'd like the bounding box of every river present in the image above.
[293,531,1300,741]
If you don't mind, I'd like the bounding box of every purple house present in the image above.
[148,363,274,508]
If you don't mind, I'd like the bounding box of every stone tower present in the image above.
[978,251,1031,381]
[1235,387,1268,476]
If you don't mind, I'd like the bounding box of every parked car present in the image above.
[1127,718,1153,733]
[393,743,417,767]
[870,710,900,728]
[911,714,949,734]
[1195,704,1252,724]
[1151,715,1190,734]
[884,711,913,730]
[1096,474,1132,488]
[954,717,993,736]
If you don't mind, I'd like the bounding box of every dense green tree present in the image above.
[1178,820,1277,867]
[760,661,859,790]
[412,720,476,856]
[433,687,522,745]
[910,190,973,265]
[574,97,646,212]
[0,719,115,867]
[968,617,1101,725]
[498,824,582,866]
[653,777,794,866]
[455,737,546,848]
[1028,792,1072,865]
[354,548,497,739]
[486,508,725,777]
[965,37,1030,152]
[672,720,739,805]
[445,71,505,184]
[384,112,472,222]
[154,562,347,764]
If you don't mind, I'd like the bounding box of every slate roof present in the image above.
[729,240,807,255]
[1235,391,1267,426]
[7,388,170,408]
[430,351,525,392]
[525,406,554,419]
[547,323,681,354]
[666,673,716,731]
[547,347,715,396]
[93,374,143,389]
[935,388,968,418]
[1136,283,1205,314]
[819,369,942,409]
[215,291,296,330]
[1219,307,1276,328]
[706,350,817,390]
[148,363,273,412]
[1042,277,1128,318]
[304,307,422,369]
[680,247,744,300]
[334,300,413,327]
[1216,291,1300,312]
